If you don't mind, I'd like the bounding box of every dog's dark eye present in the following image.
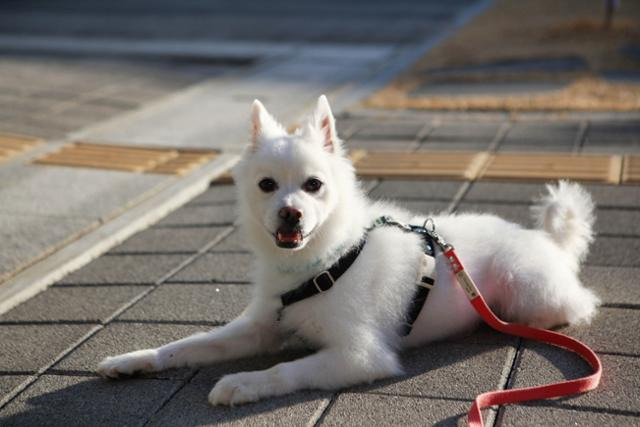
[258,177,278,193]
[302,177,323,193]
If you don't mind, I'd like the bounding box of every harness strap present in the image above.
[280,240,365,307]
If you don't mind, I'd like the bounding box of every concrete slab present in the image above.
[348,342,515,400]
[346,139,417,151]
[587,236,640,267]
[0,375,181,426]
[154,204,236,228]
[596,209,640,236]
[322,393,473,426]
[499,342,640,425]
[352,122,425,141]
[187,184,236,206]
[498,122,578,152]
[52,323,208,379]
[0,286,149,323]
[464,181,544,203]
[0,324,95,372]
[370,179,464,201]
[210,230,250,253]
[167,253,252,284]
[149,356,329,427]
[118,284,250,323]
[0,376,30,401]
[580,266,640,306]
[110,226,229,254]
[455,202,532,227]
[59,253,191,285]
[422,122,501,150]
[556,308,640,355]
[583,121,640,153]
[0,212,95,282]
[402,200,454,216]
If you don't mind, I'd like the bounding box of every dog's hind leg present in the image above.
[209,335,401,405]
[97,315,280,378]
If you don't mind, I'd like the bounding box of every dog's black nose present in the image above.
[278,206,302,225]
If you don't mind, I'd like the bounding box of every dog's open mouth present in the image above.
[275,227,304,249]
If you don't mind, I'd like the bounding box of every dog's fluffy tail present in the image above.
[531,181,595,264]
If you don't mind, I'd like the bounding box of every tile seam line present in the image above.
[0,227,234,411]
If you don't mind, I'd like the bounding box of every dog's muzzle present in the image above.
[275,207,304,248]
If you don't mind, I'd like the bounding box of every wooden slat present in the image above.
[481,153,615,183]
[622,155,640,183]
[0,133,43,163]
[33,142,217,176]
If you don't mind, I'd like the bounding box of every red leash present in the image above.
[443,247,602,427]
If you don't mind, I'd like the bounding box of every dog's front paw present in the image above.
[96,349,159,379]
[208,372,266,406]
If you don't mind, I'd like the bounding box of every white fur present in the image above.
[97,95,600,405]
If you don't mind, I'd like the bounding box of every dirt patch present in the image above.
[365,0,640,112]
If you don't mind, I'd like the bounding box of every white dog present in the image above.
[97,95,599,406]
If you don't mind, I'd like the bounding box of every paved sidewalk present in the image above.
[0,0,485,305]
[1,109,639,426]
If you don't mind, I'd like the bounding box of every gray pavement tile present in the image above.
[583,184,640,208]
[349,342,516,400]
[110,226,228,254]
[421,122,500,151]
[498,122,577,152]
[154,204,236,228]
[168,253,252,284]
[455,202,532,227]
[149,363,329,427]
[0,324,96,372]
[499,342,640,425]
[0,376,30,401]
[118,284,250,323]
[580,266,640,306]
[402,200,453,216]
[596,208,640,236]
[351,121,425,141]
[345,138,417,151]
[321,393,473,427]
[186,184,236,206]
[465,182,640,209]
[464,181,546,203]
[210,229,249,253]
[500,405,640,426]
[556,308,640,355]
[0,286,150,323]
[370,179,463,200]
[0,375,182,427]
[584,121,640,145]
[59,253,191,285]
[53,323,208,379]
[587,236,640,267]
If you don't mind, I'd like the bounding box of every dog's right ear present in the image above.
[250,100,284,149]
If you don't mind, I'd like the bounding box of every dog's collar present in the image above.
[280,239,366,307]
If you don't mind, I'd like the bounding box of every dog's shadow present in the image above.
[0,327,591,426]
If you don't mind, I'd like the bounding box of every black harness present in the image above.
[278,217,439,336]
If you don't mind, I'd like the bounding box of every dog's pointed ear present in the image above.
[251,99,284,148]
[313,95,338,153]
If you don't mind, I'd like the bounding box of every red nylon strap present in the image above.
[442,248,602,427]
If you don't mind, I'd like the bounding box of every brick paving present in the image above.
[0,110,639,425]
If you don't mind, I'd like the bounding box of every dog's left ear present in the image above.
[313,95,338,153]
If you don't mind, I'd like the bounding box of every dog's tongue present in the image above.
[276,229,303,245]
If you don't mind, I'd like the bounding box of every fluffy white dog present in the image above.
[97,95,599,406]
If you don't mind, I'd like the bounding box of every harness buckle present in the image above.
[313,270,335,293]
